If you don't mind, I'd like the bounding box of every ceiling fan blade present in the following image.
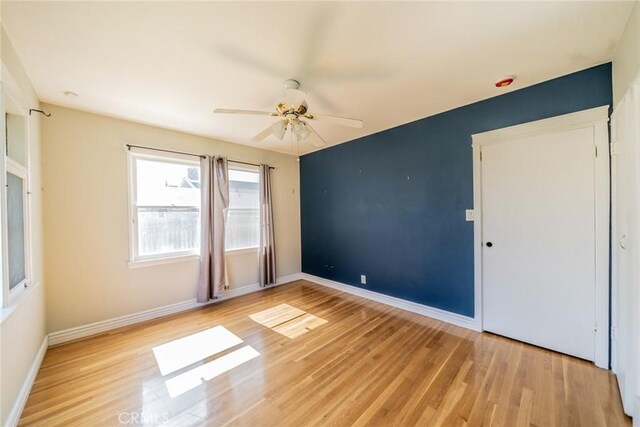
[214,108,276,116]
[252,125,274,142]
[215,47,285,80]
[304,122,326,147]
[309,113,363,129]
[297,5,334,77]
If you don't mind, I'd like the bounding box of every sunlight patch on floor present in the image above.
[250,303,327,338]
[165,346,260,398]
[152,326,243,376]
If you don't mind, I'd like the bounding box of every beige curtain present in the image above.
[259,164,277,286]
[197,156,229,302]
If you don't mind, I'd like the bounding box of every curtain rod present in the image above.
[125,144,274,169]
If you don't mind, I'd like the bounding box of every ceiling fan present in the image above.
[213,79,363,147]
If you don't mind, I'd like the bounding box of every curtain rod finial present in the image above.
[29,109,52,117]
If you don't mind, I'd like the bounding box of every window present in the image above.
[6,159,30,298]
[129,153,201,261]
[226,166,260,251]
[2,88,31,306]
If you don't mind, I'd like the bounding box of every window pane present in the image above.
[136,158,200,207]
[137,207,200,257]
[226,209,260,250]
[6,113,27,166]
[226,170,260,250]
[7,172,26,289]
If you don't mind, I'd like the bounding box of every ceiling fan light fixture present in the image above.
[289,120,311,141]
[214,79,363,150]
[297,122,312,140]
[271,120,287,140]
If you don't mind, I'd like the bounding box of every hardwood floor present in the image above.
[20,280,629,426]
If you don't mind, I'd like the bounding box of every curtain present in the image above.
[259,164,277,286]
[197,156,229,302]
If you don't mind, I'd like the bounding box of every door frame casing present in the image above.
[471,106,610,369]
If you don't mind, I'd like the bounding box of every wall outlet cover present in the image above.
[466,209,475,221]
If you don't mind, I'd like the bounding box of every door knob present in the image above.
[486,242,493,247]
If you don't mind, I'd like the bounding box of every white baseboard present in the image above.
[300,273,480,332]
[48,273,303,346]
[6,335,48,427]
[47,272,477,346]
[634,395,639,427]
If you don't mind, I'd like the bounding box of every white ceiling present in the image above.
[2,1,634,155]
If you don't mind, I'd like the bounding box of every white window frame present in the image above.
[226,162,260,253]
[4,146,31,304]
[1,70,33,307]
[127,149,201,264]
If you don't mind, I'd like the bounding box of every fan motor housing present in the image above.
[284,79,301,90]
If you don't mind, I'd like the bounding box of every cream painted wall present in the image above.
[0,28,47,426]
[41,104,301,333]
[614,0,640,105]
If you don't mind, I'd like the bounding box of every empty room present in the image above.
[1,1,640,426]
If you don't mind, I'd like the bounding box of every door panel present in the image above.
[611,81,640,414]
[481,126,595,360]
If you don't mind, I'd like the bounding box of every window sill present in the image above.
[0,281,40,326]
[127,248,258,269]
[226,247,259,256]
[128,254,200,269]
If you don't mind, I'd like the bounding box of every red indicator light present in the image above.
[495,77,514,88]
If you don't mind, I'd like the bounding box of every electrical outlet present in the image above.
[360,275,367,285]
[466,209,475,221]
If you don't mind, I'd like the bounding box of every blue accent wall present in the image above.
[300,63,612,317]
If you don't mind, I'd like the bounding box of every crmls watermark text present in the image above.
[118,411,170,425]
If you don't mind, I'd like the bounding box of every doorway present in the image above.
[472,106,610,368]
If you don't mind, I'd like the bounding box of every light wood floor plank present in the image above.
[19,280,630,426]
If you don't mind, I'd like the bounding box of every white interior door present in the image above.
[611,75,640,416]
[481,126,597,361]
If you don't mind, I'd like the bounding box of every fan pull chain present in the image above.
[290,128,294,154]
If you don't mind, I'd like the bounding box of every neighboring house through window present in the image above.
[128,153,262,264]
[129,152,201,262]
